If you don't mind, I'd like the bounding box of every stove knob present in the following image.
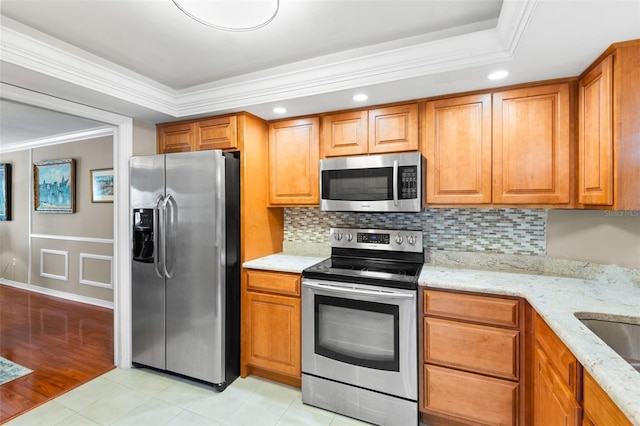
[407,235,417,245]
[394,235,404,245]
[334,232,343,241]
[346,233,354,242]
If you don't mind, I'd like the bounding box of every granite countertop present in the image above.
[242,253,640,425]
[242,253,326,274]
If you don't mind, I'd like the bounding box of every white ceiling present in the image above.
[1,0,639,149]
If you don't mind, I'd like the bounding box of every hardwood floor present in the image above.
[0,284,114,423]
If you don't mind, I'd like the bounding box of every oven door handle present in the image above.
[303,281,414,299]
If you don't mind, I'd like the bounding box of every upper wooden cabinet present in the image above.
[368,104,419,154]
[578,40,640,210]
[492,83,571,205]
[157,115,238,154]
[195,115,237,151]
[321,104,419,157]
[269,117,320,206]
[422,83,572,206]
[321,110,368,157]
[157,122,195,153]
[423,94,492,204]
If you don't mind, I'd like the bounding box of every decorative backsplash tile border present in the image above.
[284,207,547,256]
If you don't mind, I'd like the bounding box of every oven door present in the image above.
[301,278,417,400]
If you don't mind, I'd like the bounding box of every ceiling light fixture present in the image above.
[273,107,286,114]
[488,70,509,80]
[172,0,279,32]
[353,94,368,102]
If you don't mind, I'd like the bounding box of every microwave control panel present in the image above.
[399,166,418,199]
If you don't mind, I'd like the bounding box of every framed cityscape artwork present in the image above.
[33,158,76,213]
[90,168,114,203]
[0,163,11,221]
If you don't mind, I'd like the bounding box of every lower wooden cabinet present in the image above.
[241,269,301,387]
[420,289,527,425]
[533,314,582,426]
[582,370,632,426]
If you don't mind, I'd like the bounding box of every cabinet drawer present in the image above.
[423,364,518,426]
[534,314,580,396]
[246,270,300,297]
[424,289,520,328]
[425,317,519,380]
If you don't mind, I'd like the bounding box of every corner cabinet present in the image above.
[419,289,528,425]
[242,269,301,388]
[578,40,640,210]
[269,117,320,206]
[533,313,582,426]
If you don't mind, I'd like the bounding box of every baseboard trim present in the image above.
[0,278,114,309]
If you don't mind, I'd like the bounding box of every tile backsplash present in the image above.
[284,207,546,256]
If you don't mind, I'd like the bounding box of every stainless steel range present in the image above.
[301,228,423,426]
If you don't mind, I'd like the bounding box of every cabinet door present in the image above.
[269,118,320,205]
[583,370,632,426]
[423,94,492,204]
[368,104,419,153]
[245,291,301,378]
[321,111,368,157]
[493,84,571,204]
[578,54,613,205]
[196,115,237,151]
[157,122,195,153]
[534,346,582,426]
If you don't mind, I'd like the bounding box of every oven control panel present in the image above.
[330,228,423,253]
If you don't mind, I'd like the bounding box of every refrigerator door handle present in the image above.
[153,196,164,279]
[161,194,177,279]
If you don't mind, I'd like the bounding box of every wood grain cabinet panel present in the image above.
[534,314,580,396]
[424,289,520,328]
[157,122,195,153]
[196,115,237,151]
[246,269,300,297]
[269,117,320,206]
[492,83,571,204]
[245,291,300,378]
[423,94,492,204]
[425,318,519,380]
[419,289,525,426]
[582,370,632,426]
[423,364,519,426]
[368,104,419,153]
[321,111,368,157]
[533,346,582,426]
[578,40,640,210]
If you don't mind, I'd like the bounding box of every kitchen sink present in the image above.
[579,318,640,373]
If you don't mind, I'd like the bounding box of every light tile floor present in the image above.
[6,368,372,426]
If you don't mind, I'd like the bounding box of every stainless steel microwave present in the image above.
[319,152,424,212]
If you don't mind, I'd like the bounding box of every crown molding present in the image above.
[0,0,537,119]
[0,125,114,154]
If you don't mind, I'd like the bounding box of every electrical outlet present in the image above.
[11,258,16,267]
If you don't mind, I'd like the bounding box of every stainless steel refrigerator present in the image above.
[130,150,240,390]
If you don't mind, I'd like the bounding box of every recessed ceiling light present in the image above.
[273,107,287,114]
[172,0,279,32]
[488,70,509,80]
[353,94,368,102]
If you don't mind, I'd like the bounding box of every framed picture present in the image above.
[34,158,76,213]
[90,168,114,203]
[0,163,11,221]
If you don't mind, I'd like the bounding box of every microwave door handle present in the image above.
[303,281,414,299]
[393,160,399,206]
